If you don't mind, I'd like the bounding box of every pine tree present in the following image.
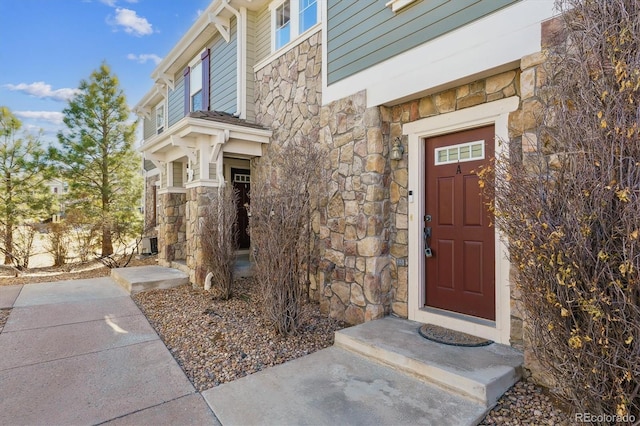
[0,106,52,266]
[50,62,142,257]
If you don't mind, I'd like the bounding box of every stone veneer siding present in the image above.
[254,32,322,142]
[158,192,186,265]
[252,23,559,379]
[185,186,218,286]
[315,92,393,324]
[314,69,525,326]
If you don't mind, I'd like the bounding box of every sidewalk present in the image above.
[0,272,518,426]
[0,277,219,425]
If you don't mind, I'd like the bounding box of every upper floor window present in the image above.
[184,49,210,116]
[156,104,165,134]
[299,0,317,33]
[190,61,203,111]
[272,0,319,51]
[275,2,291,50]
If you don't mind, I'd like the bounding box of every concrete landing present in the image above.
[334,316,524,406]
[203,316,523,425]
[111,265,188,294]
[203,346,488,426]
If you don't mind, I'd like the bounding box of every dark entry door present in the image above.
[424,125,495,320]
[231,168,251,249]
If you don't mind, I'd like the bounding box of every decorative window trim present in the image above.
[270,0,320,53]
[385,0,416,13]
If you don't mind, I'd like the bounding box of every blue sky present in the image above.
[0,0,213,145]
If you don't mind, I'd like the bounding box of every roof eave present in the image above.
[150,0,227,82]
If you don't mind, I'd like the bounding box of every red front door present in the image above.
[424,125,495,320]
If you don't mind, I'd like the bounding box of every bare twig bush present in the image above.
[45,221,71,267]
[250,140,324,335]
[1,224,37,270]
[65,210,100,263]
[480,0,639,421]
[201,184,239,300]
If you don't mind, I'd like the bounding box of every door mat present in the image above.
[418,323,493,347]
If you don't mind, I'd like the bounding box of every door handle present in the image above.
[423,227,433,258]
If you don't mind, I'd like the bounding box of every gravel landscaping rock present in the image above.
[480,380,573,425]
[132,277,347,392]
[133,276,572,424]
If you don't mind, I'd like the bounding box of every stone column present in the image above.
[186,185,218,287]
[158,192,186,267]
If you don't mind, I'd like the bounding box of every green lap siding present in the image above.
[211,18,238,114]
[327,0,519,84]
[168,74,185,128]
[255,4,271,64]
[143,114,156,139]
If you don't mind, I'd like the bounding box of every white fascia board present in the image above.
[133,83,165,115]
[322,0,557,108]
[150,0,226,81]
[138,115,272,157]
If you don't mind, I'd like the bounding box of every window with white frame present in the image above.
[272,0,319,51]
[299,0,317,33]
[155,104,165,134]
[190,61,203,112]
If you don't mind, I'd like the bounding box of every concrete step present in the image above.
[334,316,523,407]
[111,266,188,294]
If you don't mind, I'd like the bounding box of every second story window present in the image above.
[275,1,291,50]
[299,0,317,33]
[190,61,203,111]
[272,0,319,52]
[156,104,165,134]
[184,49,210,116]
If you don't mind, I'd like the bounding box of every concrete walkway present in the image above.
[1,272,521,425]
[0,278,218,425]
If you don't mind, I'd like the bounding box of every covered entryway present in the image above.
[423,126,495,320]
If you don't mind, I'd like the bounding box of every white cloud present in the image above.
[99,0,137,6]
[127,53,162,65]
[111,8,153,36]
[14,111,65,125]
[4,82,81,102]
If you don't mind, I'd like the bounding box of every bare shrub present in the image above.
[250,140,324,335]
[9,224,37,270]
[45,221,71,267]
[65,210,100,263]
[201,185,239,299]
[481,0,639,420]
